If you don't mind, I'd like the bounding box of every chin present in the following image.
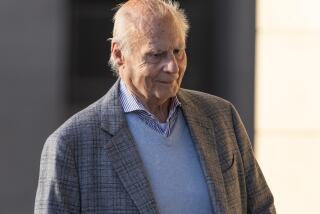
[154,84,179,98]
[156,90,177,101]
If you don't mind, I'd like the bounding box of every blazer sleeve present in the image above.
[230,104,276,214]
[34,134,80,214]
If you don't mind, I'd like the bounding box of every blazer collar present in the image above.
[178,89,228,213]
[100,79,159,214]
[100,79,126,135]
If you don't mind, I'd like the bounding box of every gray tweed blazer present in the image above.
[35,80,275,214]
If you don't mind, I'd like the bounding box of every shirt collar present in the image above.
[119,80,181,121]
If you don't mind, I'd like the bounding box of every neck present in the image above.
[132,91,171,122]
[120,78,172,122]
[144,98,171,123]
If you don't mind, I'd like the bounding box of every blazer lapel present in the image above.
[178,90,228,213]
[100,80,159,214]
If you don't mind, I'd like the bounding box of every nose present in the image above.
[163,52,179,74]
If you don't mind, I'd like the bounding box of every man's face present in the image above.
[119,16,187,104]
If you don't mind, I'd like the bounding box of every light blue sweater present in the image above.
[125,109,213,214]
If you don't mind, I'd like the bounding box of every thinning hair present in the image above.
[108,0,190,75]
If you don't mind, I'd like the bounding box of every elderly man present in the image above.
[35,0,275,213]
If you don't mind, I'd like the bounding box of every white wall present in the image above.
[255,0,320,213]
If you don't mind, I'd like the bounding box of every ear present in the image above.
[111,42,125,66]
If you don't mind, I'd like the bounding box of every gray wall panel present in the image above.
[0,0,66,213]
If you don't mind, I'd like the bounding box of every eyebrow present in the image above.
[146,44,186,52]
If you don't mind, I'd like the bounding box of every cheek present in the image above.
[137,67,156,90]
[183,54,188,70]
[178,59,187,78]
[142,65,159,80]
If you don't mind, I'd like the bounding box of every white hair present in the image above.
[108,0,190,75]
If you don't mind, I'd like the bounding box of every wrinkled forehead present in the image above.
[138,18,185,52]
[140,15,186,45]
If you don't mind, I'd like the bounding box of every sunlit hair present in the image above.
[108,0,190,75]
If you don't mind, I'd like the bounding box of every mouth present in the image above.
[157,80,176,84]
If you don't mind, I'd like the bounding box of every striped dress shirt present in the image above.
[119,80,181,137]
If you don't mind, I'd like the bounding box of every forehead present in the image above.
[138,16,185,50]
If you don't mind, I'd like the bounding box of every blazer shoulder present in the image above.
[179,88,233,116]
[180,88,231,105]
[49,96,105,143]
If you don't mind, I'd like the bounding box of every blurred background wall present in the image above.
[0,0,67,213]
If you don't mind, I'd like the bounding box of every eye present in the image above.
[152,52,165,58]
[173,48,184,59]
[152,53,162,57]
[144,51,166,63]
[173,49,181,55]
